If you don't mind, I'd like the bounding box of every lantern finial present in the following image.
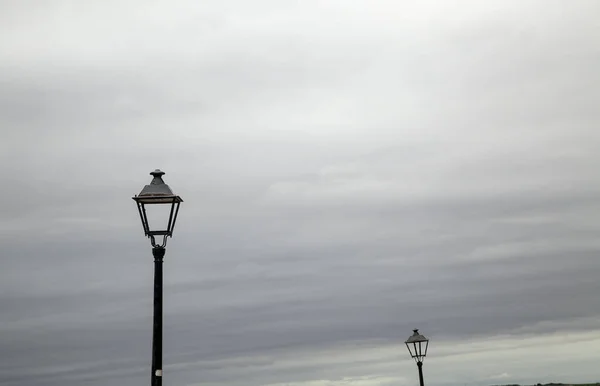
[150,169,166,180]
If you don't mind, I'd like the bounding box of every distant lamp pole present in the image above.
[405,329,429,386]
[133,169,183,386]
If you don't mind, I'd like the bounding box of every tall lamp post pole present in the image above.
[405,329,429,386]
[133,169,183,386]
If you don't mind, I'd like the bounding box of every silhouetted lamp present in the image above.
[133,169,183,386]
[406,329,429,386]
[133,169,183,248]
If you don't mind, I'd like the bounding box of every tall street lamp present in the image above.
[405,329,429,386]
[133,169,183,386]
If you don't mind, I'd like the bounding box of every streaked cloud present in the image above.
[1,1,600,385]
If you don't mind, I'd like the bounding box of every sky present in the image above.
[1,0,600,385]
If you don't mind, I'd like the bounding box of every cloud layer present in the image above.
[2,1,600,385]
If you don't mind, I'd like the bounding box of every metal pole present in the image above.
[151,246,165,386]
[417,361,424,386]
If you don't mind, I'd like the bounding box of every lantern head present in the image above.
[405,329,429,363]
[133,169,183,248]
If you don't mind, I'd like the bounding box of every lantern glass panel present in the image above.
[408,342,416,358]
[142,202,175,235]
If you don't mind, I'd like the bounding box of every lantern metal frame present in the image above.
[133,169,183,248]
[405,329,429,363]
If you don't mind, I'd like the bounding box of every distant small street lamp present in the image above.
[405,329,429,386]
[133,169,183,386]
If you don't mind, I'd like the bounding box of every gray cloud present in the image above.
[2,1,600,385]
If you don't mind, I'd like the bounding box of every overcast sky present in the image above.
[2,1,600,385]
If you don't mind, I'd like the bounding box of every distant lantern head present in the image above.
[405,329,429,363]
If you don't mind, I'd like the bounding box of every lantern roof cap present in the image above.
[133,169,183,203]
[405,329,428,344]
